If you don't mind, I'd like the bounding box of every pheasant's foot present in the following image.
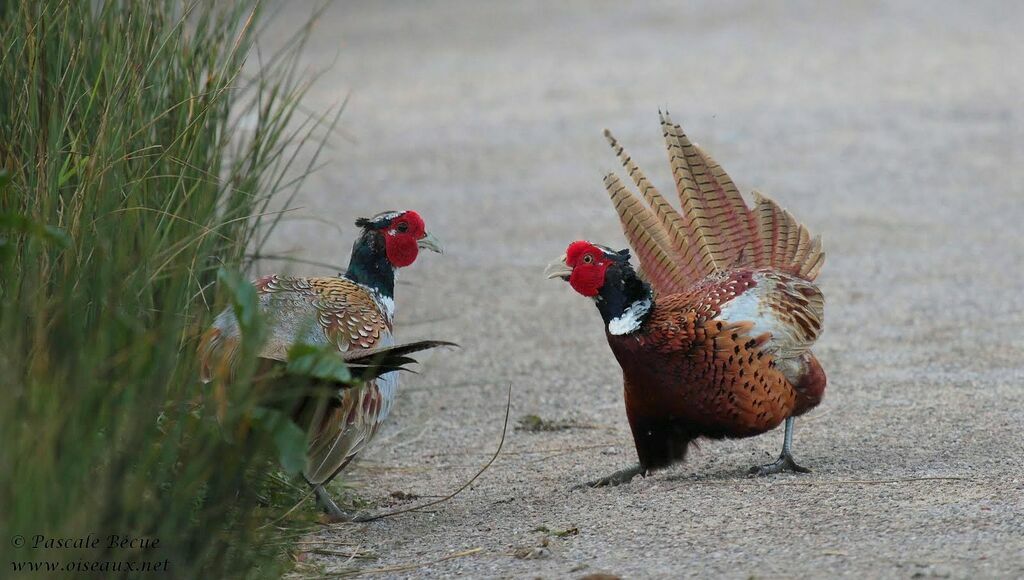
[573,465,645,490]
[314,485,354,523]
[749,452,811,477]
[349,511,379,523]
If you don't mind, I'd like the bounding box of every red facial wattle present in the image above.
[565,240,611,297]
[384,211,426,268]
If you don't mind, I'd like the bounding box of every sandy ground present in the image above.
[259,1,1024,577]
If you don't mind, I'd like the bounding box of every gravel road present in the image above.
[262,1,1024,577]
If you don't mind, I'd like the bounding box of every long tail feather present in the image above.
[258,339,458,395]
[603,173,690,294]
[341,340,459,379]
[604,129,702,285]
[603,114,825,290]
[660,112,722,276]
[663,112,752,268]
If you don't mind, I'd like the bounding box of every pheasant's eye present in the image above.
[583,254,594,264]
[396,222,409,233]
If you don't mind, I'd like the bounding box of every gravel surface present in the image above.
[262,1,1024,577]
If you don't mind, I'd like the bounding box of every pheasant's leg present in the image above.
[750,417,811,476]
[313,485,353,522]
[573,465,646,489]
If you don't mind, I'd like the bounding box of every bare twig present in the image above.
[258,487,318,530]
[402,314,461,327]
[402,380,509,394]
[669,476,972,491]
[355,547,483,576]
[248,252,347,272]
[772,476,973,486]
[354,384,513,523]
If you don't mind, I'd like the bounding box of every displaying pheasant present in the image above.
[547,113,826,486]
[199,210,448,519]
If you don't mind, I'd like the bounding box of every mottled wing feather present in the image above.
[305,277,388,350]
[199,274,395,485]
[256,277,393,484]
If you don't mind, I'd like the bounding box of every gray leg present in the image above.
[573,464,646,489]
[313,484,353,522]
[750,417,811,476]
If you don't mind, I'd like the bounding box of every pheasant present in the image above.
[546,113,826,486]
[199,210,448,519]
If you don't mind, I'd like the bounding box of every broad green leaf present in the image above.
[251,407,307,476]
[217,267,259,333]
[0,213,71,249]
[286,343,352,383]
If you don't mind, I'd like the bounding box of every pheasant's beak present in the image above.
[544,254,572,280]
[417,232,443,254]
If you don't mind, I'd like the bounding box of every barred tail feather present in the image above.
[663,112,752,268]
[745,190,825,280]
[603,129,702,285]
[603,114,825,292]
[603,173,690,294]
[660,113,722,276]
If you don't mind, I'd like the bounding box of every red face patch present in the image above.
[565,240,612,297]
[383,210,427,268]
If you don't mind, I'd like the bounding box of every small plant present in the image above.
[0,1,336,576]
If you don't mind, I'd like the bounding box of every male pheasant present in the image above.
[547,114,826,486]
[199,210,448,518]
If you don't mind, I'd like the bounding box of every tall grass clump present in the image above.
[0,1,334,576]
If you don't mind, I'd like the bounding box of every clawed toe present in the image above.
[348,511,376,523]
[573,466,644,489]
[320,510,355,524]
[572,475,620,490]
[749,453,811,477]
[314,485,357,523]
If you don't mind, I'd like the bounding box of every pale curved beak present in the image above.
[544,253,572,280]
[417,232,443,254]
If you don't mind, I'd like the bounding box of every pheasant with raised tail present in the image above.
[547,114,826,487]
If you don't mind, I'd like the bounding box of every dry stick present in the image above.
[354,383,513,523]
[500,443,614,457]
[353,547,484,576]
[402,314,460,327]
[259,487,319,531]
[669,476,971,491]
[248,252,348,273]
[402,380,508,394]
[772,476,972,486]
